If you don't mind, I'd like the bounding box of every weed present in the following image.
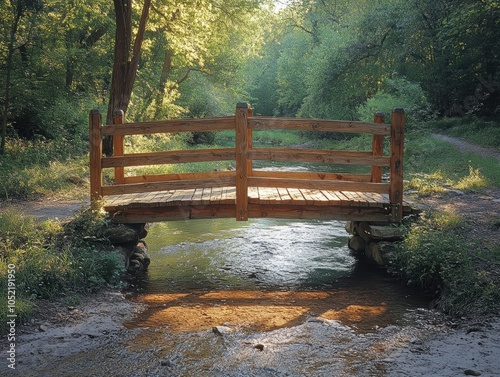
[454,166,488,192]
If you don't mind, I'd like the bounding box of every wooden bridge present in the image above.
[89,103,412,224]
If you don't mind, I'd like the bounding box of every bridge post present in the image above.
[389,108,405,221]
[113,109,125,184]
[371,112,385,183]
[89,109,103,205]
[247,106,253,177]
[235,102,249,220]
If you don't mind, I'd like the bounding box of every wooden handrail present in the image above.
[249,118,390,135]
[89,109,102,204]
[89,103,405,221]
[101,116,235,135]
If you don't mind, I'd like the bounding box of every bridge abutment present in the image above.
[102,222,151,271]
[345,221,404,266]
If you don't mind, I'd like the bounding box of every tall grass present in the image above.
[430,116,500,150]
[0,208,125,334]
[389,211,500,316]
[0,138,88,200]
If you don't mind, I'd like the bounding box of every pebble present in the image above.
[464,370,481,376]
[160,360,174,368]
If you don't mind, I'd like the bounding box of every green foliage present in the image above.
[1,0,113,144]
[0,208,125,334]
[0,138,88,200]
[357,77,435,124]
[389,211,500,316]
[275,30,311,116]
[404,129,500,189]
[433,116,500,150]
[244,37,280,116]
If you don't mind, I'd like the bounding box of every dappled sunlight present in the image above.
[320,305,387,324]
[127,290,393,333]
[138,293,191,304]
[199,290,330,300]
[142,304,310,333]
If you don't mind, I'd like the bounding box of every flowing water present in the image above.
[116,217,431,376]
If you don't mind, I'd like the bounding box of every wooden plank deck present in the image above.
[103,187,413,223]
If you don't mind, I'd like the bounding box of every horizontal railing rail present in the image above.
[89,102,404,221]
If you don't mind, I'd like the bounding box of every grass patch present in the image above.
[389,211,500,317]
[0,138,88,200]
[404,129,500,191]
[0,208,125,335]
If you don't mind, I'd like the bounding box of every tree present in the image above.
[103,0,151,155]
[1,0,42,154]
[104,0,264,154]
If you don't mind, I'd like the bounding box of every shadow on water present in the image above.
[125,218,429,334]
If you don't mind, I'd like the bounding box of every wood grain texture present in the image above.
[249,118,390,135]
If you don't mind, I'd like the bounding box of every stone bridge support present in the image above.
[102,222,151,271]
[345,221,405,266]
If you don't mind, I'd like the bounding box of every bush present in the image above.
[357,77,435,124]
[389,211,500,316]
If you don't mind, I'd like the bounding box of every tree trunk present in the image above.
[104,0,151,156]
[153,49,173,119]
[1,7,22,155]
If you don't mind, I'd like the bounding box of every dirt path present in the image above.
[432,133,500,160]
[0,198,89,221]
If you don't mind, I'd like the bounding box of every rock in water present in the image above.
[212,326,232,336]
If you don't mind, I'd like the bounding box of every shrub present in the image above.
[389,211,500,316]
[357,77,435,124]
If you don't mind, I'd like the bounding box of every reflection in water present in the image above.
[138,218,355,293]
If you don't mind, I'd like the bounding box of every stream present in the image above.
[116,217,430,376]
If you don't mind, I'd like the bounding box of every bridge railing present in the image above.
[89,103,404,220]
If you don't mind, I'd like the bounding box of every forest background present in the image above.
[1,0,499,155]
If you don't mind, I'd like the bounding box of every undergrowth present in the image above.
[389,211,500,317]
[431,116,500,150]
[404,128,499,192]
[0,138,88,200]
[0,207,125,335]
